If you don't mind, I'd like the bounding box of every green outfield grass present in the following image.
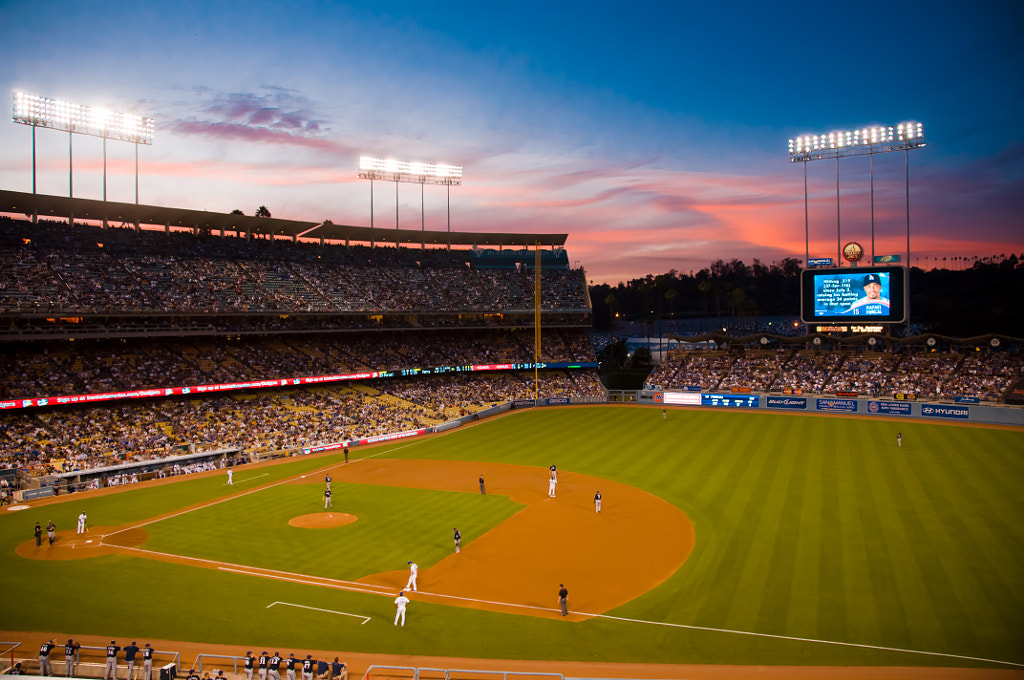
[1,406,1022,669]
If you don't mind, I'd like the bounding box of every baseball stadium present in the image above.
[1,176,1023,680]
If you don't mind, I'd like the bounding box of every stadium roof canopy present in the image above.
[0,189,569,247]
[0,189,317,238]
[303,222,568,248]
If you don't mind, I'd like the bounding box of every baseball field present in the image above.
[2,405,1023,676]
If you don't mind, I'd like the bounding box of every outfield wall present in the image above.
[641,391,1024,426]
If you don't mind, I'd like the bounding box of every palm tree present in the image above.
[664,288,678,318]
[255,206,272,218]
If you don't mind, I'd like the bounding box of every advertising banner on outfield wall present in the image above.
[921,404,970,419]
[767,396,807,410]
[816,398,858,413]
[867,400,912,416]
[664,391,702,405]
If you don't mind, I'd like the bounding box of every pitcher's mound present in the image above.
[289,513,357,528]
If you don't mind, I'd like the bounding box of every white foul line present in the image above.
[266,601,370,624]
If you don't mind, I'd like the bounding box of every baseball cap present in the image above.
[863,273,881,285]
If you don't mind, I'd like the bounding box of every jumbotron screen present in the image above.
[800,265,906,323]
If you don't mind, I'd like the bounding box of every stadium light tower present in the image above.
[358,156,463,247]
[788,122,925,264]
[12,92,155,208]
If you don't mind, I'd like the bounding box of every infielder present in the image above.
[548,466,557,498]
[324,487,333,508]
[77,511,87,534]
[227,468,233,485]
[405,561,418,591]
[453,527,461,553]
[103,641,120,680]
[38,639,55,676]
[594,490,602,513]
[394,591,410,626]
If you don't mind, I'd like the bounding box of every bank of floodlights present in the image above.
[357,155,463,239]
[357,156,462,185]
[12,91,155,204]
[788,122,924,162]
[13,91,154,144]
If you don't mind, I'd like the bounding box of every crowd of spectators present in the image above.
[0,218,588,317]
[0,368,604,478]
[649,347,1023,399]
[0,328,595,399]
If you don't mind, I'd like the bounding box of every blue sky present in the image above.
[1,1,1021,284]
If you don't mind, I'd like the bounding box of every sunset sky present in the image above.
[1,1,1021,284]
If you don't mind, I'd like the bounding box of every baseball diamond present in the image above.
[2,406,1023,679]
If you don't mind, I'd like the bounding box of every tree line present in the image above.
[588,254,1024,337]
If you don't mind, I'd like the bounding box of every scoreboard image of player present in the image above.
[800,265,906,324]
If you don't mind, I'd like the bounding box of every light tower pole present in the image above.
[12,92,155,213]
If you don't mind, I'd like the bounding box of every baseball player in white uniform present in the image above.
[393,591,410,626]
[594,490,602,513]
[77,511,88,534]
[548,465,557,497]
[405,561,418,591]
[227,468,233,485]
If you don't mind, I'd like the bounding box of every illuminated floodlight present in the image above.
[358,156,462,185]
[788,122,923,162]
[13,91,154,144]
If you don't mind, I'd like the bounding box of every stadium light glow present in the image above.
[788,122,924,162]
[358,155,463,239]
[358,156,462,185]
[13,91,154,144]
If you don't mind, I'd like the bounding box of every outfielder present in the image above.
[227,468,233,485]
[394,591,410,626]
[405,561,418,591]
